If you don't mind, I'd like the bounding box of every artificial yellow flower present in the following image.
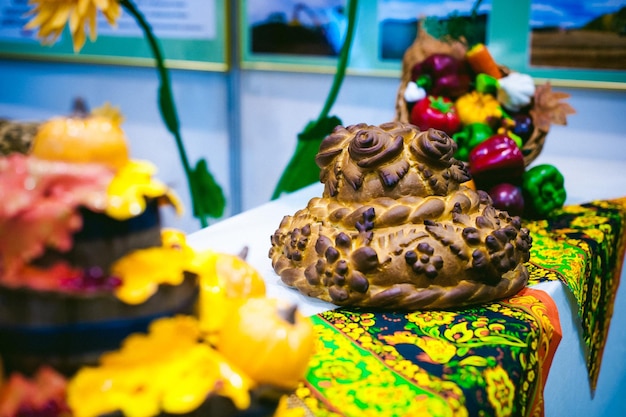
[110,245,191,304]
[106,160,183,220]
[67,316,253,417]
[110,229,197,304]
[25,0,122,52]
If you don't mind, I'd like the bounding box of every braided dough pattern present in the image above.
[269,122,531,309]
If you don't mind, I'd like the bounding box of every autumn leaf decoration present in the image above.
[529,83,576,132]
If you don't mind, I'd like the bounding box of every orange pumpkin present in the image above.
[30,103,129,170]
[216,297,316,390]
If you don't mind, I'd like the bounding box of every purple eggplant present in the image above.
[511,113,534,143]
[488,183,525,216]
[411,53,472,99]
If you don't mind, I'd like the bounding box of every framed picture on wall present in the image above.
[377,0,491,61]
[529,1,626,71]
[0,0,229,71]
[488,0,626,88]
[239,0,349,73]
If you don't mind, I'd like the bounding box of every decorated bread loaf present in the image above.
[269,121,532,310]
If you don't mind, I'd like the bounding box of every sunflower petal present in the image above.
[24,6,54,30]
[48,3,72,30]
[77,0,90,17]
[93,0,109,10]
[87,4,98,40]
[36,24,63,42]
[68,8,80,34]
[72,24,86,52]
[102,1,121,26]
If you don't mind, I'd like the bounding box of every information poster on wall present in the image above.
[240,0,624,88]
[0,0,228,71]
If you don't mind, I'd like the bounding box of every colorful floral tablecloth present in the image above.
[525,197,626,391]
[291,198,626,417]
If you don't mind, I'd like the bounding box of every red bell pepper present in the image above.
[410,96,461,136]
[468,135,525,188]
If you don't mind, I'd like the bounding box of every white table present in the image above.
[187,156,626,416]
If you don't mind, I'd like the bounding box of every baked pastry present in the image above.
[269,122,532,309]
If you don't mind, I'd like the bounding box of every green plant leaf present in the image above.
[191,158,226,219]
[272,115,342,199]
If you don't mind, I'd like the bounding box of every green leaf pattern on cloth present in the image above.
[297,288,560,417]
[524,198,626,390]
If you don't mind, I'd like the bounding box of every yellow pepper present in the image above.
[455,91,503,126]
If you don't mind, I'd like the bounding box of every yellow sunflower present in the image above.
[25,0,122,52]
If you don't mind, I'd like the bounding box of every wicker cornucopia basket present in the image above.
[395,24,572,168]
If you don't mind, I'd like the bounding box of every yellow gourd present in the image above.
[196,251,267,337]
[30,102,129,170]
[216,297,316,390]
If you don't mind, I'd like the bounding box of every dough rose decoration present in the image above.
[317,123,407,198]
[317,124,469,203]
[270,122,532,310]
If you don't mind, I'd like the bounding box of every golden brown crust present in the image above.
[269,122,531,310]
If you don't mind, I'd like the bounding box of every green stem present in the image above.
[470,0,484,17]
[317,0,358,121]
[119,0,208,228]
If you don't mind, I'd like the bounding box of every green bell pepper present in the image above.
[522,164,567,218]
[475,73,499,96]
[452,122,493,161]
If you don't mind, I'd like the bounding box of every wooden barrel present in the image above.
[0,274,198,376]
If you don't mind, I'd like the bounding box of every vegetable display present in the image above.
[400,38,574,219]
